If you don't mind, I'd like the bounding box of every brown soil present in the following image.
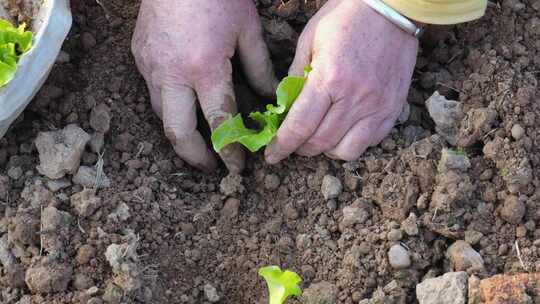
[1,0,540,303]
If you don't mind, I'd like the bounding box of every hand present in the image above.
[265,0,418,163]
[132,0,277,173]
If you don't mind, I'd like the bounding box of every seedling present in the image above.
[0,19,33,87]
[258,266,302,304]
[211,66,311,153]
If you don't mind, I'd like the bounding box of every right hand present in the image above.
[132,0,277,173]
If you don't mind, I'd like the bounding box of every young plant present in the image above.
[258,266,302,304]
[0,19,33,87]
[211,66,311,153]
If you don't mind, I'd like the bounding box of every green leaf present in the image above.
[0,19,33,87]
[259,266,302,304]
[211,66,311,153]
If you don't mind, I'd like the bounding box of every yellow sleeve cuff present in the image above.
[380,0,488,25]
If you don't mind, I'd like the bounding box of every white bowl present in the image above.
[0,0,72,138]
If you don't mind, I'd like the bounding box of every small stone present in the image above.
[321,175,343,200]
[221,198,240,219]
[90,133,105,154]
[425,91,464,145]
[499,195,525,224]
[219,173,244,196]
[302,281,338,304]
[416,272,468,304]
[25,262,73,293]
[464,230,483,245]
[264,174,280,190]
[73,273,94,290]
[76,244,96,265]
[7,166,22,180]
[72,166,110,189]
[401,213,419,236]
[388,244,411,269]
[35,124,91,179]
[71,189,101,218]
[203,283,220,303]
[511,124,525,140]
[446,240,484,272]
[516,226,527,238]
[46,178,71,192]
[387,229,403,242]
[438,149,470,172]
[81,32,97,51]
[90,103,111,133]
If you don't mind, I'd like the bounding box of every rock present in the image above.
[387,229,403,242]
[90,103,111,133]
[46,178,71,192]
[401,213,419,236]
[264,174,280,190]
[73,166,110,189]
[25,262,73,293]
[76,244,96,265]
[90,132,105,154]
[108,202,130,222]
[438,149,470,173]
[416,272,468,304]
[321,175,343,200]
[464,230,483,245]
[511,124,525,140]
[219,173,244,196]
[447,240,484,272]
[221,198,240,219]
[302,281,338,304]
[426,91,463,146]
[73,273,94,290]
[388,244,411,269]
[499,195,525,224]
[35,125,91,179]
[71,189,101,217]
[203,283,220,303]
[477,273,540,304]
[7,166,23,180]
[41,206,72,255]
[339,199,370,230]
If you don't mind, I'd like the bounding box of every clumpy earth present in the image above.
[1,0,540,303]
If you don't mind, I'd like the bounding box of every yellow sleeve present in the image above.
[381,0,488,25]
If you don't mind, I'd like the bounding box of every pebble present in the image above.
[511,124,525,140]
[416,272,468,304]
[387,229,403,241]
[446,240,484,272]
[499,195,525,224]
[464,230,483,245]
[203,283,220,303]
[221,198,240,219]
[264,174,280,190]
[321,175,343,200]
[90,103,111,134]
[401,213,419,236]
[7,166,22,180]
[388,244,411,269]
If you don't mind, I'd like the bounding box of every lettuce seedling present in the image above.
[0,19,33,87]
[211,66,311,153]
[258,266,302,304]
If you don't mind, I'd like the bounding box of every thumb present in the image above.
[161,85,218,173]
[238,7,278,97]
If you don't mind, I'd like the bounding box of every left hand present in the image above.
[265,0,418,162]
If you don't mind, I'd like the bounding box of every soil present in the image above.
[1,0,540,303]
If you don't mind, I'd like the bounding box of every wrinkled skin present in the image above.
[265,0,419,163]
[132,0,277,173]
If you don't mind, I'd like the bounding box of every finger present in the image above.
[195,61,245,173]
[161,85,218,172]
[238,6,278,97]
[325,118,382,161]
[265,76,331,164]
[288,26,315,76]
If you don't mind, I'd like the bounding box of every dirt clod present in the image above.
[321,174,342,200]
[446,240,484,272]
[499,195,526,224]
[25,262,73,294]
[301,281,337,304]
